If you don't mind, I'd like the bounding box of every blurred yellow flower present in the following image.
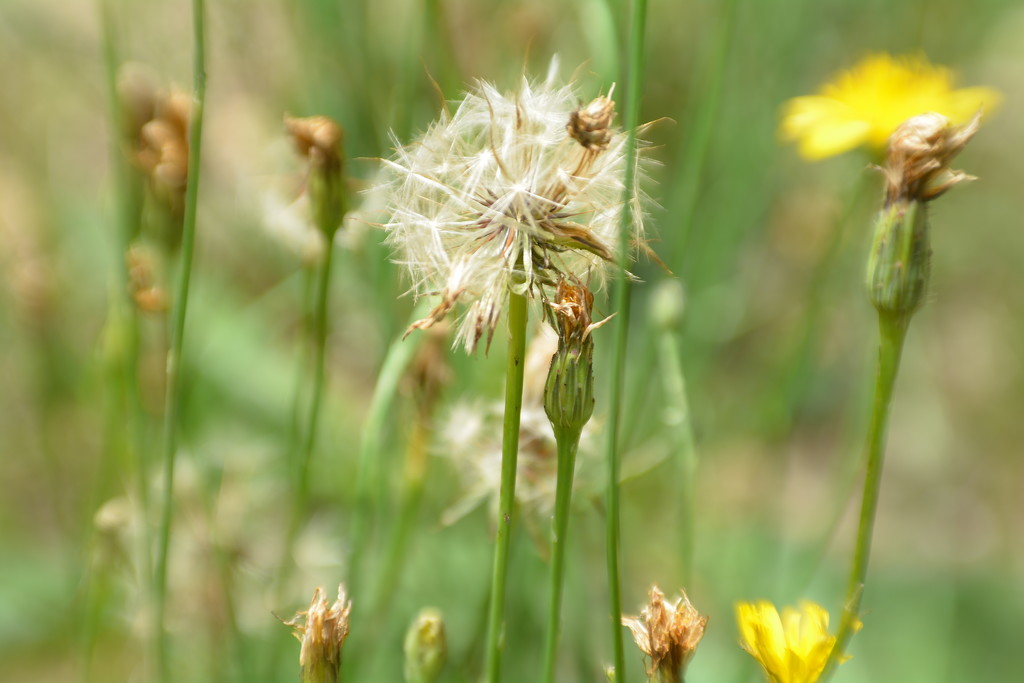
[736,600,854,683]
[781,53,1000,160]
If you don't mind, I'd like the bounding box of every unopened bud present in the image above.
[403,608,446,683]
[544,279,604,438]
[650,279,686,332]
[866,199,930,317]
[285,115,347,237]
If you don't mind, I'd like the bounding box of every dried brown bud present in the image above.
[883,112,979,206]
[129,85,190,220]
[622,586,707,682]
[126,245,167,313]
[117,64,159,141]
[284,585,352,683]
[568,94,616,150]
[284,115,347,236]
[285,115,344,168]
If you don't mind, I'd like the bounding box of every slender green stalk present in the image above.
[271,242,336,615]
[347,301,429,600]
[659,330,698,586]
[152,0,205,678]
[543,427,583,683]
[84,4,147,680]
[483,291,529,683]
[286,266,316,476]
[820,312,908,681]
[369,417,430,617]
[605,1,648,679]
[294,240,335,509]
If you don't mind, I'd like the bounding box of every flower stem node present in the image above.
[623,586,708,683]
[285,114,347,238]
[403,608,447,683]
[867,113,978,317]
[284,585,352,683]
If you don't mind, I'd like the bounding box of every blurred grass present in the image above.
[1,0,1023,681]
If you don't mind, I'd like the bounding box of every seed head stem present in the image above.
[483,291,529,683]
[606,1,649,680]
[153,0,205,679]
[821,312,907,681]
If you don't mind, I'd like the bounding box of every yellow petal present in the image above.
[944,86,1002,123]
[780,96,872,160]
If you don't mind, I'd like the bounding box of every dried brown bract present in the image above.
[883,112,979,206]
[623,586,707,682]
[568,93,616,151]
[284,585,352,683]
[285,115,344,171]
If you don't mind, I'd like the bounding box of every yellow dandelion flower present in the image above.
[736,600,857,683]
[781,53,1000,160]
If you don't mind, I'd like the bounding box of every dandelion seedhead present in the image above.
[381,65,643,352]
[623,586,707,682]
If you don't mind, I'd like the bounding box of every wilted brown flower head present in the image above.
[546,276,613,348]
[568,91,616,151]
[284,585,352,683]
[285,115,344,172]
[126,244,167,314]
[883,111,979,206]
[118,67,190,219]
[284,114,347,237]
[622,586,708,682]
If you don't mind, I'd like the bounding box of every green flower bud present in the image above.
[866,199,930,317]
[404,608,446,683]
[285,115,347,237]
[543,279,600,438]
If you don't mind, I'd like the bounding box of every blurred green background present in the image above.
[1,0,1022,681]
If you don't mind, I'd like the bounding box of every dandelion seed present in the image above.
[380,68,643,352]
[780,53,999,160]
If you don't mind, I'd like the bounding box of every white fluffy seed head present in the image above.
[380,70,645,352]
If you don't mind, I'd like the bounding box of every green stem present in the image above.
[369,417,430,618]
[483,291,529,683]
[347,301,429,600]
[271,241,336,624]
[84,5,148,680]
[821,312,909,681]
[659,330,698,586]
[543,427,583,683]
[152,0,205,679]
[605,1,648,679]
[295,239,335,509]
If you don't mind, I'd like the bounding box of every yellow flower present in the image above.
[736,600,855,683]
[781,53,1000,160]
